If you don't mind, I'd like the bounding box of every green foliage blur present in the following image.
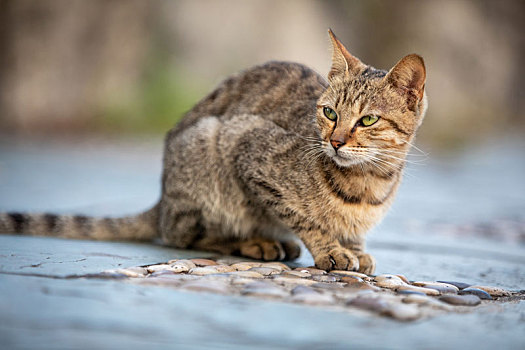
[97,58,202,134]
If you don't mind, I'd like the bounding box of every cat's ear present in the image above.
[328,29,365,80]
[385,54,426,105]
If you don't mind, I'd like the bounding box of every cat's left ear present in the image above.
[384,54,426,111]
[328,29,366,80]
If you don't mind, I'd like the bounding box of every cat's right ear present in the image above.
[384,54,426,113]
[328,29,365,80]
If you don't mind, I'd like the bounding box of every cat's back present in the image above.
[170,61,328,138]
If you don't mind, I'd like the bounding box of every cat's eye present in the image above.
[360,115,379,126]
[323,107,338,121]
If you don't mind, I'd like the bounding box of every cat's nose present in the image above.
[330,139,345,150]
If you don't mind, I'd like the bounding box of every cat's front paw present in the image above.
[356,252,376,274]
[314,248,359,271]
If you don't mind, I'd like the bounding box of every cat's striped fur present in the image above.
[0,30,427,272]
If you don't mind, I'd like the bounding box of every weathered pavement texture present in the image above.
[0,137,524,349]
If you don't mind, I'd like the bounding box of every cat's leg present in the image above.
[293,229,360,271]
[340,237,376,274]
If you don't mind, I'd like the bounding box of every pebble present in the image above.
[340,276,364,283]
[402,294,454,310]
[384,303,421,321]
[347,294,420,321]
[227,271,265,278]
[146,264,178,273]
[111,267,147,277]
[231,262,262,271]
[231,277,262,286]
[190,258,218,267]
[402,294,433,305]
[281,270,311,278]
[290,291,336,305]
[397,285,440,296]
[330,270,368,279]
[189,266,233,276]
[375,275,439,296]
[397,289,426,296]
[142,274,199,285]
[260,262,291,272]
[468,285,510,297]
[242,281,288,299]
[458,287,493,300]
[291,285,319,295]
[248,267,280,276]
[374,274,405,288]
[149,270,178,277]
[344,281,380,292]
[215,257,245,265]
[95,271,129,279]
[170,259,196,271]
[439,294,481,306]
[312,282,346,290]
[312,275,339,283]
[294,267,327,275]
[396,274,410,284]
[271,276,318,286]
[347,294,388,313]
[412,281,459,294]
[167,264,191,274]
[180,280,230,294]
[436,281,471,290]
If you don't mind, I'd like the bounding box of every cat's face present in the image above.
[315,30,427,169]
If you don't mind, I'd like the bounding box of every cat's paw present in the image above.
[239,238,286,261]
[356,252,376,274]
[314,247,359,271]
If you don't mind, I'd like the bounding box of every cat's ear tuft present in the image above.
[328,29,365,80]
[385,54,426,102]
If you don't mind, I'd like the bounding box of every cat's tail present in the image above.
[0,203,160,242]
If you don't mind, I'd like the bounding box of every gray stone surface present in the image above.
[1,136,524,349]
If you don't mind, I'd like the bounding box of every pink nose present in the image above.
[330,139,345,150]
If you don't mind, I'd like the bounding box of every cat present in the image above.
[0,30,427,273]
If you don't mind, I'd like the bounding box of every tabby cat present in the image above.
[0,30,427,273]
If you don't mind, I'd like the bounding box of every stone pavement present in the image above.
[1,233,523,350]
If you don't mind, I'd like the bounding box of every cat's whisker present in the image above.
[376,152,426,165]
[371,148,426,157]
[401,139,428,156]
[364,154,405,172]
[365,158,392,177]
[305,149,326,168]
[302,149,323,163]
[377,153,425,164]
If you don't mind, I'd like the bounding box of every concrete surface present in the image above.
[0,136,524,349]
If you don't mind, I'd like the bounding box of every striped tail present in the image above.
[0,203,159,242]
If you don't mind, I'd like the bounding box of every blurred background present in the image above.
[1,0,524,148]
[0,0,524,243]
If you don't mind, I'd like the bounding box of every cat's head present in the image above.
[315,29,427,168]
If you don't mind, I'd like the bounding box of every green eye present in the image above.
[323,107,338,121]
[360,115,379,126]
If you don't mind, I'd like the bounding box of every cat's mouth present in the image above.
[319,141,376,168]
[332,153,363,167]
[323,145,366,167]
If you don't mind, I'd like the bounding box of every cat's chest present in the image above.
[320,174,399,235]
